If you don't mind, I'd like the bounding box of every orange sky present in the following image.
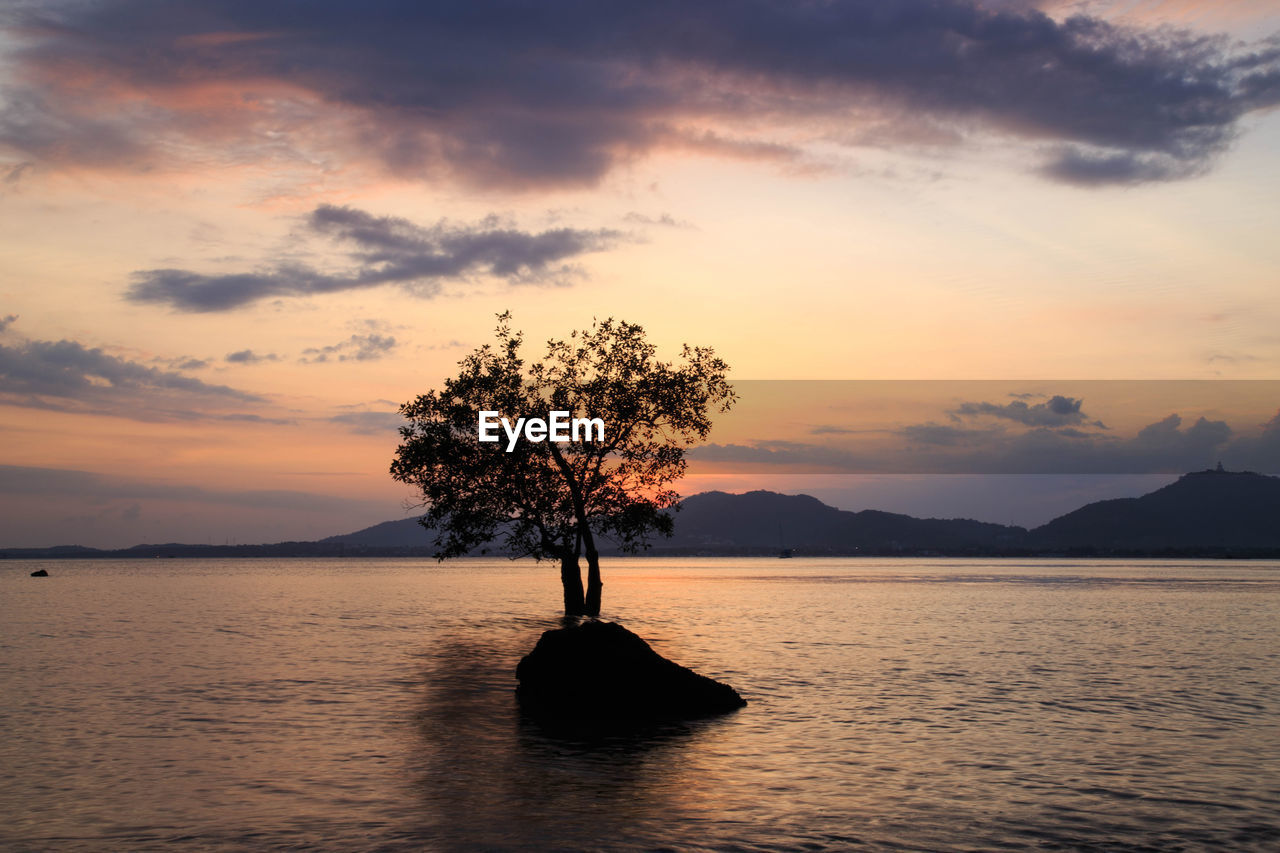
[2,0,1278,546]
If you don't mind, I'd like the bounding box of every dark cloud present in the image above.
[953,395,1102,428]
[127,205,617,311]
[694,410,1274,474]
[225,349,278,364]
[1224,410,1280,472]
[3,1,1277,187]
[0,335,270,420]
[899,422,1004,446]
[0,314,17,332]
[0,338,260,400]
[1042,146,1207,186]
[1133,413,1232,455]
[301,333,397,364]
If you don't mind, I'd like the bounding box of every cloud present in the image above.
[693,439,882,471]
[1042,146,1209,186]
[0,314,17,333]
[0,335,269,420]
[1224,410,1280,471]
[899,423,1004,446]
[127,205,618,311]
[0,338,259,400]
[623,212,696,229]
[3,163,33,186]
[1133,413,1232,454]
[952,395,1104,428]
[329,410,403,434]
[301,333,397,364]
[3,1,1277,187]
[810,425,861,435]
[0,464,368,512]
[225,349,279,364]
[149,353,211,370]
[694,409,1272,474]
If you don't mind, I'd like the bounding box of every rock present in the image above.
[516,620,746,721]
[30,569,48,577]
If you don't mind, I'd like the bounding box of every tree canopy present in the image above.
[390,313,735,616]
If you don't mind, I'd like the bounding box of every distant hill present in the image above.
[5,469,1279,558]
[654,490,1023,555]
[1028,468,1280,551]
[206,469,1280,556]
[322,518,431,548]
[320,491,1024,556]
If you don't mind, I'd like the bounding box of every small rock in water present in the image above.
[516,620,746,721]
[30,569,49,577]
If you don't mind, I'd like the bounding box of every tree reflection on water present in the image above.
[407,620,733,848]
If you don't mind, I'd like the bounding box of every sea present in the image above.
[2,557,1278,851]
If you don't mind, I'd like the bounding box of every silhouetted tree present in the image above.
[391,313,734,616]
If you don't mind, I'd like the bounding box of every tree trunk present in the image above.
[560,554,586,616]
[584,550,603,617]
[547,443,600,616]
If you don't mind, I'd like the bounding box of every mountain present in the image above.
[652,490,1023,554]
[6,469,1280,558]
[199,468,1280,556]
[321,491,1024,556]
[322,518,431,548]
[1028,468,1280,551]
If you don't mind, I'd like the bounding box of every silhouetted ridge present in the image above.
[662,489,1024,554]
[321,518,430,547]
[6,469,1280,558]
[1029,469,1280,550]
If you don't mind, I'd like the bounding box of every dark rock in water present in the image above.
[516,620,746,721]
[30,569,49,577]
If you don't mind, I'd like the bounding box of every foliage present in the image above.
[390,312,734,614]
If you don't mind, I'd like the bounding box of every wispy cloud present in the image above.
[0,464,370,511]
[226,349,279,364]
[3,1,1276,187]
[623,212,696,229]
[160,356,211,370]
[328,410,403,434]
[0,335,270,421]
[898,423,1006,447]
[126,205,619,311]
[301,333,397,364]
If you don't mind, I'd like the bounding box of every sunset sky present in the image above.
[2,0,1279,547]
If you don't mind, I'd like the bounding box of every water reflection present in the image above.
[409,623,733,849]
[7,559,1280,851]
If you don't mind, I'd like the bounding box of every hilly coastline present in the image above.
[5,468,1279,559]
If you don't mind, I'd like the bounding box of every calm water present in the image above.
[2,558,1279,851]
